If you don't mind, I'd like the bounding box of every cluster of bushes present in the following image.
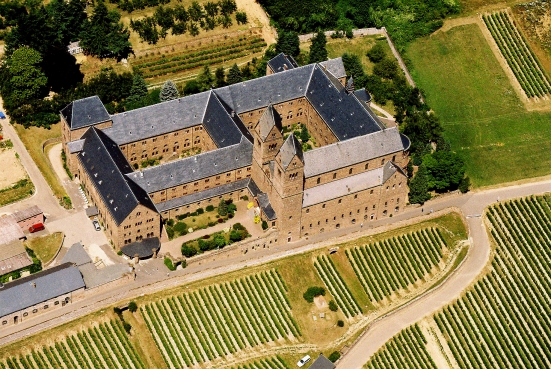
[129,0,239,44]
[113,301,137,333]
[140,155,163,168]
[303,286,326,303]
[218,198,237,217]
[181,223,250,257]
[109,0,169,13]
[164,256,185,270]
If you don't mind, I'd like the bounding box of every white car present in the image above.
[297,355,311,367]
[92,219,101,231]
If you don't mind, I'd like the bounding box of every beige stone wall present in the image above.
[149,166,252,203]
[118,205,161,247]
[0,288,84,329]
[118,124,216,167]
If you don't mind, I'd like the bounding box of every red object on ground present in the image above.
[28,223,45,233]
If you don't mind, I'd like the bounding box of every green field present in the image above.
[407,24,551,187]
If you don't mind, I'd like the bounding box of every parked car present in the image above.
[297,355,311,367]
[92,219,101,231]
[29,223,45,233]
[0,112,6,119]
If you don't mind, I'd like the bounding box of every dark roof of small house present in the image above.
[120,237,160,259]
[259,105,282,141]
[60,96,110,130]
[279,134,303,169]
[258,193,277,220]
[61,242,92,267]
[320,57,346,79]
[267,53,299,73]
[128,137,253,194]
[12,205,42,223]
[155,178,254,212]
[85,206,99,217]
[354,88,371,103]
[309,355,336,369]
[0,262,85,317]
[78,128,156,225]
[303,127,406,178]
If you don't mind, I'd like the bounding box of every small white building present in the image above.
[67,41,82,56]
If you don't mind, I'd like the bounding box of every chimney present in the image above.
[231,110,235,117]
[283,64,288,71]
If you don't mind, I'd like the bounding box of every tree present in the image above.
[5,47,48,105]
[366,43,386,63]
[275,30,300,57]
[197,65,214,91]
[341,52,365,78]
[328,352,341,362]
[218,198,228,216]
[226,63,242,84]
[79,0,132,59]
[126,74,148,102]
[213,233,226,248]
[214,66,226,87]
[181,243,198,257]
[128,301,138,312]
[408,164,431,204]
[423,151,465,192]
[48,0,87,44]
[303,286,326,302]
[308,30,327,64]
[459,176,471,193]
[373,57,399,80]
[159,79,179,101]
[328,300,338,311]
[235,10,247,24]
[299,125,309,142]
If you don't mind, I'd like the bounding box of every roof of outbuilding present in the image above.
[155,178,254,212]
[11,205,42,223]
[0,262,85,318]
[78,128,156,225]
[309,355,336,369]
[0,240,32,276]
[0,216,25,246]
[61,243,92,267]
[279,134,303,169]
[120,237,160,258]
[303,127,406,178]
[258,193,277,220]
[60,96,110,130]
[320,57,346,78]
[128,137,253,194]
[267,53,299,73]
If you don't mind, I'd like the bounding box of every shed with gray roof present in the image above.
[0,262,85,318]
[309,354,336,369]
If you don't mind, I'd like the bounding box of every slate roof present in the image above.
[79,263,131,289]
[259,105,282,141]
[78,128,156,225]
[61,243,92,267]
[202,91,250,148]
[155,178,254,212]
[103,92,210,145]
[354,88,371,103]
[279,134,303,169]
[267,53,299,73]
[258,193,277,220]
[303,127,407,178]
[67,139,85,154]
[120,237,160,258]
[12,206,42,223]
[309,355,336,369]
[320,57,346,79]
[128,137,253,194]
[0,262,85,318]
[60,96,110,130]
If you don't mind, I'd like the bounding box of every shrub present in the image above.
[166,227,175,239]
[233,222,245,230]
[217,218,224,223]
[190,211,198,216]
[241,195,248,201]
[303,286,326,302]
[328,351,341,362]
[173,222,187,234]
[123,322,132,333]
[182,244,198,257]
[228,203,237,212]
[206,205,215,212]
[213,233,226,248]
[228,213,234,219]
[262,220,268,230]
[167,219,175,227]
[128,301,138,313]
[164,257,176,271]
[329,300,338,312]
[337,320,344,327]
[197,207,204,214]
[198,238,214,251]
[229,230,243,242]
[176,213,187,220]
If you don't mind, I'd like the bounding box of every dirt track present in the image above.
[236,0,276,44]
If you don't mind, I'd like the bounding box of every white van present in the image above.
[297,355,311,367]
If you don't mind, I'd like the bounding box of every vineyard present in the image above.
[228,357,289,369]
[0,320,144,369]
[132,35,266,80]
[140,269,300,368]
[314,255,362,318]
[364,324,437,369]
[483,11,551,98]
[346,228,448,303]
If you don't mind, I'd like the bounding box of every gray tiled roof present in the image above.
[279,134,303,169]
[78,263,131,289]
[67,139,85,154]
[267,53,299,73]
[128,137,253,194]
[120,237,160,258]
[155,178,253,212]
[0,262,85,318]
[60,96,110,130]
[259,105,282,141]
[354,88,371,103]
[320,57,346,78]
[203,91,248,148]
[303,127,406,178]
[61,243,92,267]
[309,355,336,369]
[258,193,277,220]
[103,92,210,145]
[78,128,156,225]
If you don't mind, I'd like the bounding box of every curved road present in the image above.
[337,178,551,368]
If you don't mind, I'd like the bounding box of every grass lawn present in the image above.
[0,178,34,206]
[14,123,68,200]
[25,232,64,265]
[406,24,551,187]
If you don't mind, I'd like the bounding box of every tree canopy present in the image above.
[159,80,179,101]
[127,74,149,103]
[226,63,242,84]
[308,30,328,64]
[4,47,48,105]
[275,30,300,57]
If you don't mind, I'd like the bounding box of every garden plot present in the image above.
[0,148,27,189]
[140,269,300,368]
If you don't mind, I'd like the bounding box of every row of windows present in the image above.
[2,298,70,325]
[128,128,204,147]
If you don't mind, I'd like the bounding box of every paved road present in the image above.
[336,178,551,368]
